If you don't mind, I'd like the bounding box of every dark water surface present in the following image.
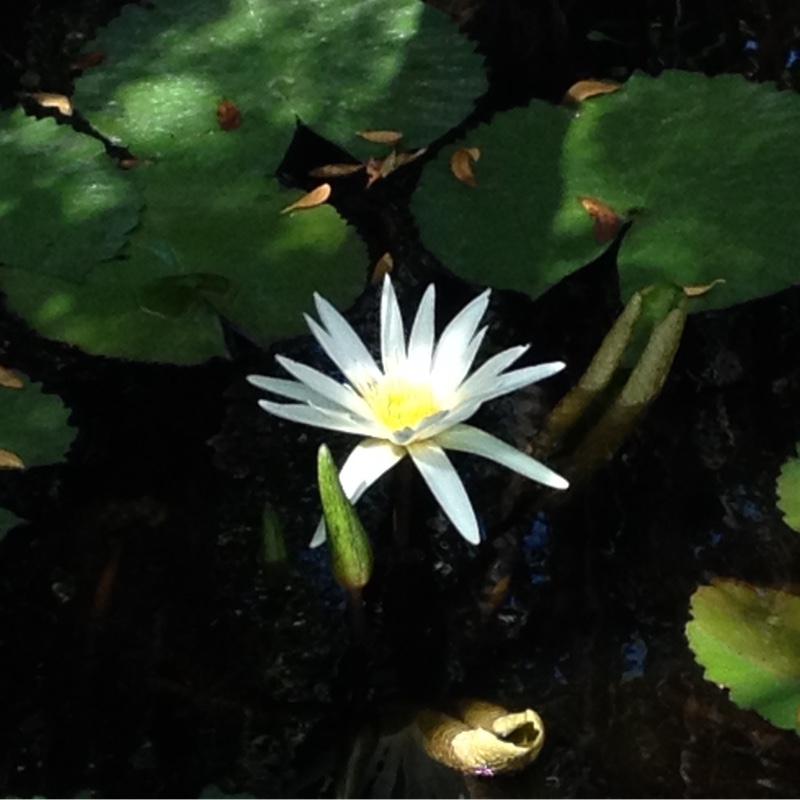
[1,0,800,797]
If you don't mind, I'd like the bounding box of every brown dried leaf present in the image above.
[309,163,365,178]
[119,157,141,170]
[379,150,398,178]
[280,183,332,214]
[30,93,73,116]
[70,50,106,70]
[216,98,242,131]
[357,129,403,146]
[450,147,481,187]
[0,449,24,469]
[364,152,403,187]
[563,79,621,105]
[394,147,427,167]
[579,195,623,243]
[683,278,726,297]
[365,157,383,188]
[0,366,23,390]
[371,252,394,283]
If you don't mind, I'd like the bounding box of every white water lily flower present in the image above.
[248,276,568,546]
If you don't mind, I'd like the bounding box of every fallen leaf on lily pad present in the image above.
[358,129,404,146]
[394,147,426,167]
[280,183,332,214]
[29,93,74,116]
[0,365,23,389]
[310,163,365,178]
[450,146,480,187]
[687,579,800,732]
[682,279,725,297]
[563,79,621,105]
[0,449,24,469]
[0,374,75,468]
[216,99,242,131]
[579,195,622,243]
[778,444,800,533]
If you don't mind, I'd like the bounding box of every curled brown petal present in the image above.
[415,700,545,776]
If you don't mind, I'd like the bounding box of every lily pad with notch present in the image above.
[414,70,800,312]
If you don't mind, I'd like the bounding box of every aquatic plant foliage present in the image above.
[414,70,800,312]
[687,579,800,733]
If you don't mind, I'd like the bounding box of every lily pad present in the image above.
[72,0,486,155]
[686,579,800,732]
[414,70,800,311]
[777,445,800,533]
[0,0,483,363]
[0,108,140,281]
[1,195,366,363]
[0,373,75,467]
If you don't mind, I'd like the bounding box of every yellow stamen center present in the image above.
[365,379,441,432]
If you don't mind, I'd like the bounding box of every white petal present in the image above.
[304,314,381,395]
[311,295,382,378]
[439,324,487,393]
[310,439,405,547]
[435,424,569,489]
[380,275,406,375]
[456,344,530,397]
[340,438,405,497]
[407,442,481,544]
[309,521,328,548]
[276,355,374,420]
[257,400,380,437]
[413,399,483,440]
[464,361,566,406]
[431,289,490,394]
[247,374,341,411]
[406,284,436,379]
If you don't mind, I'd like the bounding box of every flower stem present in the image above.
[392,457,415,552]
[346,587,366,642]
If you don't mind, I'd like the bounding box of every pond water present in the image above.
[1,0,800,797]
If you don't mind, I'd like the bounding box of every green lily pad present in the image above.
[0,108,140,281]
[415,71,800,311]
[73,0,485,155]
[0,0,483,363]
[0,374,75,467]
[687,579,800,732]
[1,194,366,363]
[777,444,800,533]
